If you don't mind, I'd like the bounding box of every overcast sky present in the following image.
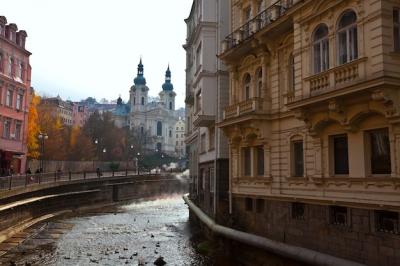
[2,0,193,108]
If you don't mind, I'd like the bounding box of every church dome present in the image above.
[162,65,174,91]
[134,58,146,86]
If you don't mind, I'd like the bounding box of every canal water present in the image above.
[1,195,233,266]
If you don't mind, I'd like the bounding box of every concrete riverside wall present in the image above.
[27,160,136,172]
[0,174,188,239]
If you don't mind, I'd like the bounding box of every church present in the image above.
[112,59,180,155]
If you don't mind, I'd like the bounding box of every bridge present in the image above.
[0,171,189,255]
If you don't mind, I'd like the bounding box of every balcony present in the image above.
[288,57,368,106]
[193,111,215,128]
[221,0,300,54]
[223,97,265,120]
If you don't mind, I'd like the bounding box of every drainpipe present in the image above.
[183,194,365,266]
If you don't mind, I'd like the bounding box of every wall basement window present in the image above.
[292,203,305,220]
[375,210,399,234]
[330,206,348,226]
[245,197,253,212]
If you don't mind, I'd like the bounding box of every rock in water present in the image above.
[154,256,166,266]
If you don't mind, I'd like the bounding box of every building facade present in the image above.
[128,60,180,155]
[218,0,400,264]
[39,96,73,126]
[72,102,89,128]
[184,0,230,220]
[175,118,186,157]
[0,16,31,175]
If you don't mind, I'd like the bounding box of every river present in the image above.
[0,195,232,266]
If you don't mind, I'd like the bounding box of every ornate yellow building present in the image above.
[219,0,400,264]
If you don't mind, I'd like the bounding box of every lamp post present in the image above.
[38,132,48,173]
[136,152,141,175]
[126,144,134,176]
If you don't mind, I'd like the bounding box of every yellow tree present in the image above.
[27,94,40,159]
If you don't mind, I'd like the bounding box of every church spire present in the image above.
[162,65,173,91]
[134,58,146,85]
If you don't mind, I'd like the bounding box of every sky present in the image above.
[2,0,193,108]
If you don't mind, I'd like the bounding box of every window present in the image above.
[209,167,215,193]
[0,53,3,73]
[16,94,23,110]
[256,199,264,213]
[169,101,172,110]
[367,128,391,175]
[196,90,202,112]
[331,134,349,175]
[176,141,179,145]
[288,54,295,93]
[330,206,348,226]
[243,147,251,176]
[6,89,13,107]
[141,97,144,105]
[176,127,179,130]
[140,126,144,134]
[292,140,304,177]
[243,73,251,100]
[181,127,184,130]
[169,130,172,138]
[243,7,252,38]
[201,169,206,190]
[196,43,202,70]
[313,24,329,73]
[157,121,162,136]
[3,119,10,138]
[15,122,21,140]
[209,127,215,150]
[245,197,253,212]
[8,57,13,76]
[376,211,399,234]
[256,68,263,97]
[292,203,305,220]
[394,9,400,51]
[200,133,206,153]
[133,97,136,105]
[176,134,178,138]
[337,11,358,64]
[257,146,264,176]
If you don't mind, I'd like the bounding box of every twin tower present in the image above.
[129,59,176,113]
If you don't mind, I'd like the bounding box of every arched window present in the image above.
[256,68,263,97]
[169,130,172,138]
[141,97,145,105]
[133,97,136,105]
[313,24,329,73]
[337,10,358,65]
[169,101,172,110]
[157,121,162,136]
[288,54,295,93]
[243,73,251,100]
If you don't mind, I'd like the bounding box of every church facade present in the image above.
[113,59,179,155]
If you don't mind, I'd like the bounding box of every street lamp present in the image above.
[126,144,134,175]
[38,132,48,173]
[136,152,141,175]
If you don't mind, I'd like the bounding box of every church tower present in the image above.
[130,58,149,112]
[159,65,176,111]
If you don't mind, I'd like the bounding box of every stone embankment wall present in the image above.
[0,175,188,240]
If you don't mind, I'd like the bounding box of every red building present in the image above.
[0,16,32,175]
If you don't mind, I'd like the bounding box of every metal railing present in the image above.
[222,0,296,52]
[0,169,156,192]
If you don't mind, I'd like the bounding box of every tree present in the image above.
[27,93,41,159]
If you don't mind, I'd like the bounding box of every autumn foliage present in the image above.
[27,93,40,159]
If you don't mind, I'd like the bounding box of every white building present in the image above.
[128,59,179,155]
[175,118,186,157]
